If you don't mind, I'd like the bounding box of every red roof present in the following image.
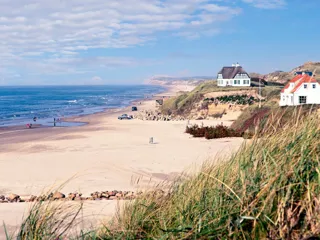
[281,74,317,93]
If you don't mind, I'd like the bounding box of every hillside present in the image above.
[251,61,320,83]
[146,76,214,86]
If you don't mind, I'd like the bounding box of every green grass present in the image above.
[161,80,281,116]
[99,110,320,239]
[8,107,320,239]
[231,99,320,134]
[12,200,83,240]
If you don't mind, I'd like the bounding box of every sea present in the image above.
[0,85,165,127]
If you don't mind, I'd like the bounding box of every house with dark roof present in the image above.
[217,63,251,87]
[279,71,320,106]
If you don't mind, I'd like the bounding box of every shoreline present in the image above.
[0,84,177,135]
[0,83,244,238]
[0,84,243,239]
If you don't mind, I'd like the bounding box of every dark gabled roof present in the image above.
[218,66,250,79]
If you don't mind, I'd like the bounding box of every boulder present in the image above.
[0,195,5,201]
[52,192,65,200]
[7,193,20,202]
[101,192,109,199]
[108,191,116,196]
[28,195,37,202]
[115,193,123,198]
[68,193,76,200]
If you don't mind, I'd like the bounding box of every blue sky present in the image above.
[0,0,318,85]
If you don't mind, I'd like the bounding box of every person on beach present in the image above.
[33,116,37,122]
[53,118,56,127]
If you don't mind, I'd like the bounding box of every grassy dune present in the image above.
[161,80,281,116]
[103,111,320,239]
[8,109,320,239]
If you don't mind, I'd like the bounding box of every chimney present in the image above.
[232,63,235,67]
[235,62,240,67]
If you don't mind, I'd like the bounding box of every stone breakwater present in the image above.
[0,190,143,203]
[134,110,186,121]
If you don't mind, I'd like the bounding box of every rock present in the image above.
[36,195,46,201]
[108,191,116,196]
[74,196,83,201]
[52,192,65,200]
[115,193,123,198]
[68,193,76,200]
[0,195,5,201]
[7,193,20,202]
[28,195,37,202]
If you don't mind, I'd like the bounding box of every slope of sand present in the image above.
[0,85,243,238]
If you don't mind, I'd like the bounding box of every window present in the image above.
[313,84,316,89]
[299,96,307,104]
[243,80,249,85]
[234,80,237,84]
[304,84,307,89]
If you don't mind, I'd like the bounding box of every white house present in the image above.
[217,63,251,87]
[279,72,320,106]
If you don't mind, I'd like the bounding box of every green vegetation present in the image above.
[100,111,320,239]
[186,124,244,139]
[204,95,256,105]
[161,80,281,116]
[231,100,320,134]
[4,199,83,240]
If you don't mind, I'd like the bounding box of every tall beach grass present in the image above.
[102,110,320,239]
[8,108,320,239]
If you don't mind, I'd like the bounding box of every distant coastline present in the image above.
[0,84,166,128]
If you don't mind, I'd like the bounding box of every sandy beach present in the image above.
[0,85,243,238]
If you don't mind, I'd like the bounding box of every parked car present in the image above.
[132,106,138,111]
[118,114,133,120]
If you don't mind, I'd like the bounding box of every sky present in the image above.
[0,0,319,85]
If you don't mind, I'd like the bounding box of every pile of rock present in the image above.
[0,191,139,203]
[134,110,186,121]
[88,191,137,200]
[0,193,21,203]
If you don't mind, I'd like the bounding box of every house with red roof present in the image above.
[280,72,320,106]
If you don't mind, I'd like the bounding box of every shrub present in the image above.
[204,94,256,105]
[186,124,243,139]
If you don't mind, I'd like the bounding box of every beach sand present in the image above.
[0,85,243,238]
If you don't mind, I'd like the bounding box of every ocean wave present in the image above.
[67,100,78,103]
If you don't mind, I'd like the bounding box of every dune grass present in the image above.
[9,200,83,240]
[7,108,320,239]
[99,110,320,239]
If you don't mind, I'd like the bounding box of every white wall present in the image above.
[280,93,294,106]
[217,78,251,87]
[293,83,320,105]
[280,83,320,106]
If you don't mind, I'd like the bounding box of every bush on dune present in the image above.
[186,124,243,139]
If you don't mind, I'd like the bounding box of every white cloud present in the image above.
[0,0,282,82]
[242,0,286,9]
